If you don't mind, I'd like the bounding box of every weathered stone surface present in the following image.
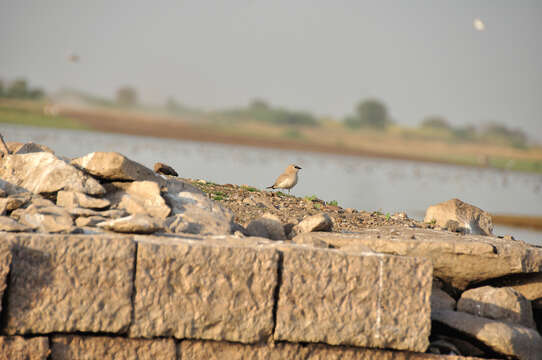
[105,181,170,219]
[178,340,480,360]
[75,215,107,227]
[293,213,333,235]
[97,214,163,234]
[57,190,110,209]
[488,272,542,302]
[15,204,74,233]
[129,236,279,343]
[0,241,12,317]
[424,198,493,235]
[0,152,105,195]
[51,336,176,360]
[164,188,233,235]
[431,287,456,311]
[0,178,27,196]
[4,233,135,334]
[433,310,542,360]
[274,245,432,352]
[457,286,535,329]
[0,336,50,360]
[71,151,164,184]
[246,213,286,240]
[293,226,542,290]
[0,216,32,232]
[0,193,30,215]
[7,141,54,155]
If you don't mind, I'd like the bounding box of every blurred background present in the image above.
[1,1,541,242]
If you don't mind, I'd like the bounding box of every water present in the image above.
[3,124,542,245]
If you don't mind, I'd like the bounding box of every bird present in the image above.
[266,164,302,194]
[154,162,178,177]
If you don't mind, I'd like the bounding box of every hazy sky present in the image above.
[1,1,541,139]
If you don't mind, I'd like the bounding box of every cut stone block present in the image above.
[178,339,482,360]
[129,236,279,343]
[274,245,432,352]
[3,233,135,335]
[0,241,12,317]
[0,336,50,360]
[293,227,542,290]
[51,336,176,360]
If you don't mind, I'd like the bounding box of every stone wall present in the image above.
[0,232,453,360]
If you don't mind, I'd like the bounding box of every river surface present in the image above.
[3,124,542,245]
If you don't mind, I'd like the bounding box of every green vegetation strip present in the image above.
[0,106,89,130]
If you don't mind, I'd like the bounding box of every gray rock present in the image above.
[433,310,542,360]
[488,272,542,302]
[15,204,74,233]
[7,141,54,155]
[0,336,50,360]
[105,181,171,219]
[292,213,333,235]
[97,214,163,234]
[457,286,536,329]
[293,226,542,290]
[51,335,176,360]
[0,193,31,215]
[71,151,164,184]
[0,152,105,195]
[424,198,493,235]
[0,178,27,196]
[3,233,135,334]
[129,236,279,343]
[0,216,32,232]
[431,287,456,311]
[163,188,234,235]
[246,213,286,240]
[57,190,110,210]
[274,245,432,352]
[75,216,107,227]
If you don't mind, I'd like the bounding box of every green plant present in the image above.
[328,200,339,206]
[304,195,318,201]
[212,195,224,201]
[314,203,322,210]
[242,186,258,192]
[385,212,391,221]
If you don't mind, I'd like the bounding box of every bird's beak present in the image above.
[295,166,302,170]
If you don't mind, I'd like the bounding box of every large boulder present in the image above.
[71,152,164,184]
[97,214,163,234]
[0,152,105,195]
[291,213,333,236]
[292,226,542,290]
[424,198,493,235]
[7,141,54,155]
[246,213,287,240]
[13,202,74,233]
[433,310,542,360]
[457,286,536,329]
[0,216,32,232]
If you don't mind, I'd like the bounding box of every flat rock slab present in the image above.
[129,236,279,343]
[0,241,12,317]
[293,226,542,290]
[433,310,542,360]
[178,340,483,360]
[274,245,432,352]
[0,152,105,195]
[0,336,50,360]
[3,233,135,335]
[51,336,176,360]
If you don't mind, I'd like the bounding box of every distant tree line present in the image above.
[220,99,319,127]
[0,78,45,99]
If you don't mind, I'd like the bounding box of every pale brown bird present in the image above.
[266,164,302,194]
[154,162,178,177]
